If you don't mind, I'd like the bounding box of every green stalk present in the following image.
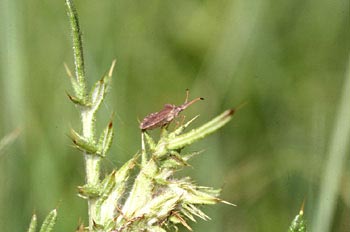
[312,56,350,232]
[0,0,26,130]
[65,0,99,230]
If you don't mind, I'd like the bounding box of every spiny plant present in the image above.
[24,1,312,231]
[27,0,237,231]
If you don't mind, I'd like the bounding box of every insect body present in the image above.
[140,90,203,131]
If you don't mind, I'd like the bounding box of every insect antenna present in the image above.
[179,97,204,110]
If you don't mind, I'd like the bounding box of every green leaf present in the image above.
[167,109,235,150]
[65,0,86,98]
[70,129,99,155]
[66,92,89,107]
[64,63,83,98]
[159,151,190,169]
[172,115,200,136]
[97,120,114,157]
[39,209,57,232]
[77,184,101,199]
[143,132,156,150]
[89,79,106,111]
[121,159,158,219]
[97,157,137,224]
[89,60,116,113]
[27,214,37,232]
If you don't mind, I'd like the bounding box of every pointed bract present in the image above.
[97,157,137,225]
[67,92,89,107]
[70,129,99,155]
[39,209,57,232]
[27,214,37,232]
[97,120,114,157]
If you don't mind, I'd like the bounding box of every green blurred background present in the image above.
[0,0,349,231]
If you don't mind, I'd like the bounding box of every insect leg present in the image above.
[184,88,190,103]
[180,114,186,125]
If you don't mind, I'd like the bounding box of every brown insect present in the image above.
[140,90,204,131]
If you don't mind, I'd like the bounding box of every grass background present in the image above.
[0,0,349,231]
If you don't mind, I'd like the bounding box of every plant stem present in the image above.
[82,110,100,231]
[312,55,350,232]
[65,0,100,230]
